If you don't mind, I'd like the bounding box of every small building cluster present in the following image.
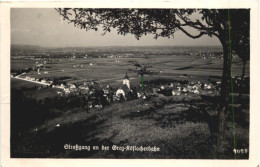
[14,74,53,86]
[151,81,221,97]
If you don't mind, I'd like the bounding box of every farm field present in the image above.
[11,54,248,88]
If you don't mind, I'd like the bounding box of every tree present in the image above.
[56,8,249,133]
[230,10,249,82]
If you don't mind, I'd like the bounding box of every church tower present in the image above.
[123,72,130,89]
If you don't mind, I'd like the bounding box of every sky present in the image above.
[11,8,221,47]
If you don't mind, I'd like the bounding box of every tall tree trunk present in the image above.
[215,33,232,155]
[218,38,231,134]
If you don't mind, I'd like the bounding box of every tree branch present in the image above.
[101,18,116,35]
[175,11,215,30]
[175,11,219,38]
[205,16,214,26]
[177,26,206,39]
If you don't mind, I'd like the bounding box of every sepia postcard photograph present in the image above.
[1,1,259,167]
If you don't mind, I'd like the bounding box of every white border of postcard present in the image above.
[1,0,259,167]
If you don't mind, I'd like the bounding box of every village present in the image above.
[11,66,224,110]
[11,45,249,114]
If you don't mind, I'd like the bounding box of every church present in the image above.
[116,73,131,99]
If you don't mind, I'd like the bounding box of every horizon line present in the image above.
[11,44,222,48]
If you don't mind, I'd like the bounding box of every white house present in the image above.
[103,88,109,95]
[64,88,70,94]
[59,84,66,89]
[67,83,76,89]
[194,89,200,94]
[116,84,130,98]
[79,85,89,91]
[177,86,182,91]
[182,88,188,93]
[57,91,62,95]
[172,90,176,96]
